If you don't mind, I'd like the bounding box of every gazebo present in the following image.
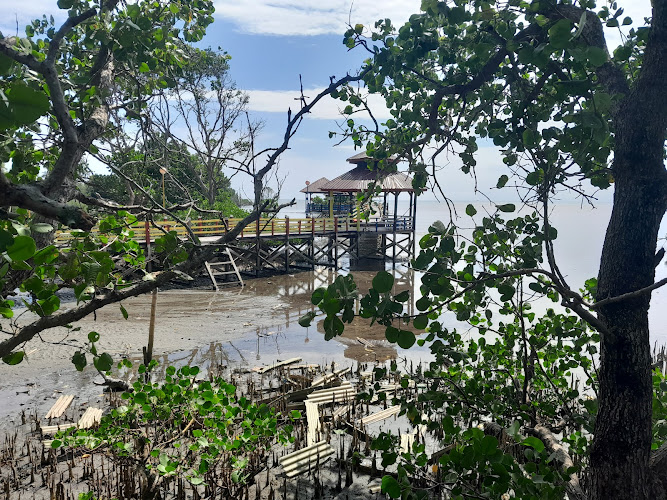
[300,177,330,213]
[316,153,417,265]
[319,153,416,227]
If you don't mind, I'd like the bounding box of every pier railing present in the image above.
[305,202,356,214]
[56,216,414,243]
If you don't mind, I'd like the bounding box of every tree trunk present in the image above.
[590,86,667,499]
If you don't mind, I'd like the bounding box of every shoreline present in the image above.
[0,280,294,423]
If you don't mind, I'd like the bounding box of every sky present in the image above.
[0,0,654,205]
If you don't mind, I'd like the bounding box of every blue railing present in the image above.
[306,202,356,214]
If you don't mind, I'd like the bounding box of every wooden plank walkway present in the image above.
[56,215,415,243]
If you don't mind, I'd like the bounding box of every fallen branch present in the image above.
[525,425,585,500]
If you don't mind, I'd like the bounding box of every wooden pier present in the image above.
[57,214,416,278]
[57,154,419,279]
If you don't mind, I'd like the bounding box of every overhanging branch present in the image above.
[0,178,96,231]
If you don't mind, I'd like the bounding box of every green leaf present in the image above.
[120,304,129,320]
[72,351,87,371]
[6,235,36,261]
[298,311,316,327]
[37,295,60,316]
[522,436,545,453]
[372,271,394,293]
[0,83,51,130]
[480,435,498,455]
[0,230,12,252]
[465,204,477,216]
[526,171,541,186]
[382,475,401,498]
[585,46,608,67]
[2,351,25,365]
[497,204,515,213]
[548,19,572,49]
[496,174,509,188]
[94,352,113,372]
[413,314,428,330]
[88,331,100,343]
[397,330,416,349]
[0,53,14,76]
[522,128,537,146]
[311,288,325,305]
[32,245,58,265]
[323,315,344,339]
[385,326,399,343]
[139,62,150,73]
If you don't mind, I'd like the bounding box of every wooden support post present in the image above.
[144,220,151,254]
[255,219,260,277]
[310,236,315,270]
[285,217,290,273]
[329,191,334,218]
[392,193,398,268]
[311,217,315,237]
[298,220,302,234]
[411,191,417,257]
[334,217,339,268]
[356,197,361,232]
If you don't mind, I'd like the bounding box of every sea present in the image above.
[278,197,667,347]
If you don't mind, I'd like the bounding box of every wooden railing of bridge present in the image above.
[56,216,414,243]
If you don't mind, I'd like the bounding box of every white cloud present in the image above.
[246,87,392,120]
[0,0,64,36]
[214,0,421,36]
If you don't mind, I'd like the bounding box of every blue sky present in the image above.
[0,0,653,204]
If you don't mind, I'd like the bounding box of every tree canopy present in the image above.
[304,1,667,499]
[0,1,364,365]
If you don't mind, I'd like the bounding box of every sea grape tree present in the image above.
[305,1,667,499]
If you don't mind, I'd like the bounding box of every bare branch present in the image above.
[591,277,667,309]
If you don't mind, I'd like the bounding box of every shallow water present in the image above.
[167,266,434,372]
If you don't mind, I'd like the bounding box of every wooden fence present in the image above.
[56,216,414,243]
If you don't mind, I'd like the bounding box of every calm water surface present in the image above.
[193,199,667,369]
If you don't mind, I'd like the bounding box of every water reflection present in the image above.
[161,265,430,369]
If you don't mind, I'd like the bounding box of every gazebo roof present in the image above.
[299,177,330,193]
[320,164,414,193]
[346,152,399,164]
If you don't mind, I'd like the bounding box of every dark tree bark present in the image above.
[590,1,667,496]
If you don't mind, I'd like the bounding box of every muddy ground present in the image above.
[0,267,424,423]
[0,268,436,499]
